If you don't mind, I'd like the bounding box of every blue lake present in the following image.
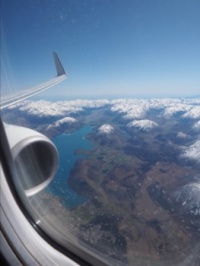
[46,126,93,207]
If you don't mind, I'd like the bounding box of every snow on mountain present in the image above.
[53,117,77,126]
[127,119,158,131]
[117,98,200,120]
[193,121,200,131]
[176,132,187,138]
[14,100,83,117]
[174,183,200,216]
[122,106,147,120]
[47,117,77,130]
[9,99,110,117]
[181,139,200,164]
[161,104,191,118]
[109,98,198,120]
[110,99,149,119]
[183,98,200,105]
[6,97,200,122]
[182,106,200,119]
[98,124,114,135]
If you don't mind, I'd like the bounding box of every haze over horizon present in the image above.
[1,0,200,97]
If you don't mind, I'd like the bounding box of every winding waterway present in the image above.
[46,126,93,207]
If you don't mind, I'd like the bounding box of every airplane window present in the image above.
[1,0,200,265]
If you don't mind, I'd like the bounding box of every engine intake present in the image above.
[4,124,58,196]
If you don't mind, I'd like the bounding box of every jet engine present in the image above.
[4,123,58,197]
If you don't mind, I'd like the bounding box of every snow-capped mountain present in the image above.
[127,119,158,131]
[161,104,191,118]
[176,131,188,139]
[91,124,118,146]
[182,106,200,119]
[181,139,200,164]
[6,97,200,122]
[98,124,114,135]
[47,117,77,130]
[7,99,110,118]
[193,121,200,131]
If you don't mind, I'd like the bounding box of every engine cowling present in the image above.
[4,123,58,197]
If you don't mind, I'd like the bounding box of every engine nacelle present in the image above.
[4,123,58,197]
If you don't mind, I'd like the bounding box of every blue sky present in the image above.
[1,0,200,98]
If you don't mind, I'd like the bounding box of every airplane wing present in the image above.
[0,52,67,109]
[0,52,67,197]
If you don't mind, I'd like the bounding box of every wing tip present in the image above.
[53,52,66,76]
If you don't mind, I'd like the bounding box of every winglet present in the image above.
[53,52,66,76]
